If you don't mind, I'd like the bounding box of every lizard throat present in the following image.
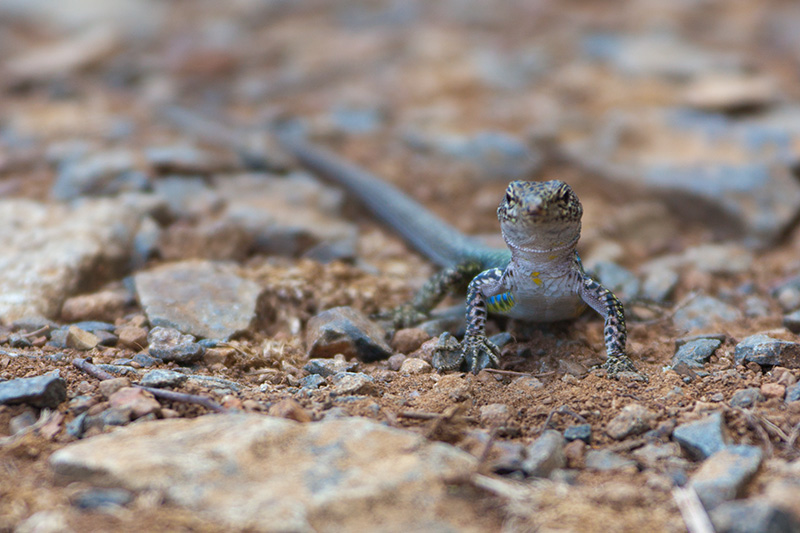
[501,227,580,255]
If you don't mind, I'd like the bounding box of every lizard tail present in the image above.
[275,130,498,268]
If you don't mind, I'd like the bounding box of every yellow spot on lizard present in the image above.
[530,271,543,286]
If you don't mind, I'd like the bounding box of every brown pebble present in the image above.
[98,377,131,399]
[221,395,243,409]
[761,383,786,399]
[108,387,161,419]
[66,326,99,351]
[117,326,148,350]
[391,328,432,354]
[268,399,311,422]
[61,290,127,323]
[387,353,407,371]
[564,439,586,469]
[399,357,432,375]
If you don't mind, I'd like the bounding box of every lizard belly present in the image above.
[491,268,586,322]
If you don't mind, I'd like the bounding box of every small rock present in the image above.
[94,330,118,346]
[135,260,260,340]
[108,387,161,419]
[267,399,312,423]
[564,424,592,444]
[146,145,217,175]
[387,353,407,371]
[672,338,722,369]
[117,325,148,350]
[563,440,586,468]
[672,411,729,460]
[641,267,679,303]
[690,445,763,510]
[132,352,159,368]
[328,372,377,396]
[730,388,764,408]
[86,406,132,429]
[760,383,786,400]
[147,326,204,364]
[584,449,637,471]
[157,219,253,262]
[72,488,133,510]
[710,499,800,533]
[299,374,325,390]
[434,374,471,401]
[303,356,357,377]
[66,326,99,351]
[51,149,147,201]
[592,261,640,301]
[479,404,510,427]
[743,296,770,318]
[509,376,544,393]
[98,377,132,399]
[139,369,188,388]
[521,430,565,477]
[305,306,392,362]
[786,383,800,403]
[673,296,742,332]
[771,276,800,312]
[464,430,526,474]
[783,310,800,334]
[399,357,431,375]
[606,404,656,440]
[734,334,800,368]
[61,290,128,323]
[0,370,67,408]
[632,443,682,469]
[391,328,431,354]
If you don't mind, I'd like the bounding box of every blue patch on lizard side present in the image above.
[486,291,516,313]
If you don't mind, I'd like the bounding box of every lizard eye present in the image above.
[505,192,514,203]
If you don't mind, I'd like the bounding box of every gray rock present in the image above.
[151,176,222,220]
[710,499,800,533]
[0,370,67,408]
[631,443,682,469]
[786,383,800,403]
[783,310,800,334]
[215,174,356,258]
[0,197,154,322]
[132,352,159,368]
[131,216,161,268]
[772,276,800,312]
[49,414,479,532]
[303,357,358,377]
[135,260,260,340]
[146,145,218,175]
[605,404,656,440]
[147,327,205,364]
[139,369,188,388]
[85,406,132,430]
[299,374,326,390]
[743,296,770,318]
[521,430,565,478]
[733,334,800,368]
[673,296,741,333]
[672,338,722,369]
[305,306,393,362]
[584,449,637,471]
[690,445,763,510]
[52,149,149,201]
[641,267,679,303]
[328,372,377,396]
[672,411,729,461]
[592,261,640,301]
[730,388,764,408]
[328,106,382,134]
[185,375,242,393]
[72,488,133,510]
[564,424,592,444]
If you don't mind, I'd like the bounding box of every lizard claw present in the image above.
[433,332,500,374]
[375,304,429,329]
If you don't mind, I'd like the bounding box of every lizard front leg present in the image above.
[579,275,639,377]
[433,268,505,373]
[380,259,484,328]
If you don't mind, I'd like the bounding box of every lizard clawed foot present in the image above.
[375,304,429,329]
[601,354,648,381]
[432,332,500,374]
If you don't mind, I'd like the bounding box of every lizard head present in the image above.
[497,180,583,253]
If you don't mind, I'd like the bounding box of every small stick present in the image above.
[672,486,714,533]
[72,358,227,413]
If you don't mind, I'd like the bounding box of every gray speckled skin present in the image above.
[278,135,637,377]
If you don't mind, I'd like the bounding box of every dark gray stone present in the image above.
[782,310,800,334]
[710,499,800,533]
[564,423,592,444]
[592,261,640,301]
[303,358,358,377]
[734,334,800,368]
[147,327,205,364]
[72,488,133,510]
[672,411,729,460]
[85,407,132,430]
[672,338,722,369]
[139,369,188,388]
[673,296,741,332]
[299,374,326,389]
[730,388,764,408]
[521,430,565,477]
[70,321,116,333]
[66,412,88,438]
[690,445,763,510]
[786,382,800,403]
[584,449,637,471]
[132,352,159,367]
[305,307,392,363]
[135,260,260,341]
[146,145,216,174]
[152,176,222,219]
[0,370,66,408]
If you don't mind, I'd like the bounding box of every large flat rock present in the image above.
[50,414,482,532]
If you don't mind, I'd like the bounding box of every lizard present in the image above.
[275,131,639,377]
